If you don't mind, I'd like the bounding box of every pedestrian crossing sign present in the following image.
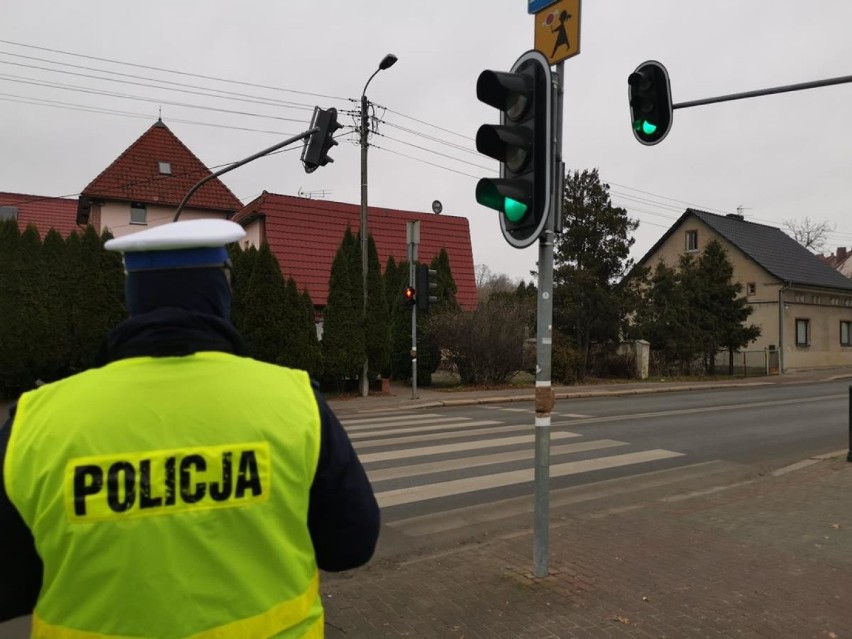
[534,0,581,65]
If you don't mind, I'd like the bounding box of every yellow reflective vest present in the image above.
[5,351,324,638]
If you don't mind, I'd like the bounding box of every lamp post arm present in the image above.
[173,127,318,222]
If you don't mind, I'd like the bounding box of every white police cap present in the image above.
[104,219,246,272]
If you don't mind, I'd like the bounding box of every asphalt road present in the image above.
[350,378,849,531]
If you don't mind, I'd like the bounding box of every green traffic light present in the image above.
[633,119,658,136]
[503,198,527,222]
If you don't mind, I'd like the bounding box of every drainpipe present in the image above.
[778,281,792,374]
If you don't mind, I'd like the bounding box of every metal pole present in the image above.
[173,128,317,222]
[411,259,417,400]
[673,74,852,111]
[533,60,563,579]
[359,93,370,398]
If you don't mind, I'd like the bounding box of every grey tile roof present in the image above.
[689,209,852,291]
[637,208,852,291]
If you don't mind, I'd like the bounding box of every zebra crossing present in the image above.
[343,410,685,516]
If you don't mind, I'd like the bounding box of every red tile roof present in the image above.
[233,193,478,311]
[0,192,79,237]
[82,120,242,213]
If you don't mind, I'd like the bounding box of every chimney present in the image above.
[725,213,744,221]
[839,247,848,260]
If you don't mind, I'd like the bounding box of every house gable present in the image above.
[80,119,242,215]
[232,193,478,311]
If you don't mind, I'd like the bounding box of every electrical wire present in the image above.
[0,39,347,102]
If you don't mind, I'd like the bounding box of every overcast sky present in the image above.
[2,1,851,283]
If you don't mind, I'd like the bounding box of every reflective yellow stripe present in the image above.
[32,573,321,639]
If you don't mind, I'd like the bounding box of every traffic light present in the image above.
[415,264,438,312]
[628,60,673,146]
[301,106,344,173]
[475,49,553,249]
[403,285,416,308]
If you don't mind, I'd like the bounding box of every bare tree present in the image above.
[782,217,836,253]
[474,263,517,303]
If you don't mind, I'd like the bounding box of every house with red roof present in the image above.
[232,193,478,312]
[76,119,243,236]
[0,193,79,237]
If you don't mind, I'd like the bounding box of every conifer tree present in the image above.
[322,228,365,384]
[41,228,71,381]
[384,256,413,380]
[18,225,48,389]
[240,243,289,365]
[299,288,322,379]
[0,220,24,395]
[365,234,390,382]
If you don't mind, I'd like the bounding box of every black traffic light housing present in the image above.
[475,49,553,249]
[301,106,344,173]
[628,60,673,146]
[415,264,438,312]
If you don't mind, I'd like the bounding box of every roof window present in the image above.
[158,161,172,175]
[0,206,18,221]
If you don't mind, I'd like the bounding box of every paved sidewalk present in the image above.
[327,367,852,415]
[321,369,852,638]
[323,453,852,638]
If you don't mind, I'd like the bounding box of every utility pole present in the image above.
[358,54,398,398]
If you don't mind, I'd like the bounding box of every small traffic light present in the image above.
[628,61,673,146]
[475,49,553,249]
[415,264,438,312]
[301,106,344,173]
[403,285,416,307]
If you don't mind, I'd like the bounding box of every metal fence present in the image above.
[712,349,780,377]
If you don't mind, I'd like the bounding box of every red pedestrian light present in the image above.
[403,286,416,307]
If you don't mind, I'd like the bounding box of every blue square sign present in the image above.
[528,0,558,13]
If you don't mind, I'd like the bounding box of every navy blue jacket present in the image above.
[0,308,380,621]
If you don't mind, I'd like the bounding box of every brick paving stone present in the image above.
[323,458,852,638]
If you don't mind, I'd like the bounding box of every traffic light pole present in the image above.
[173,127,317,222]
[533,60,563,579]
[672,74,852,110]
[409,240,418,400]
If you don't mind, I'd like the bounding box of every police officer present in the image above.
[0,219,380,638]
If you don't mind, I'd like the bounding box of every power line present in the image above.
[383,106,473,142]
[0,57,317,113]
[0,39,347,102]
[376,132,495,172]
[0,73,308,123]
[0,92,295,136]
[371,144,480,179]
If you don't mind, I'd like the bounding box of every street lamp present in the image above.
[360,52,398,398]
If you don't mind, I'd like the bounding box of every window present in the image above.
[842,321,852,346]
[795,319,810,346]
[130,202,147,225]
[158,161,172,175]
[746,282,756,296]
[685,230,698,252]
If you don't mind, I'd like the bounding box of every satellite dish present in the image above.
[432,200,443,214]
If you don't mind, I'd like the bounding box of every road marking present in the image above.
[366,439,628,482]
[356,431,581,463]
[349,420,502,440]
[376,449,684,507]
[550,393,846,428]
[554,412,593,418]
[343,415,469,432]
[354,423,540,449]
